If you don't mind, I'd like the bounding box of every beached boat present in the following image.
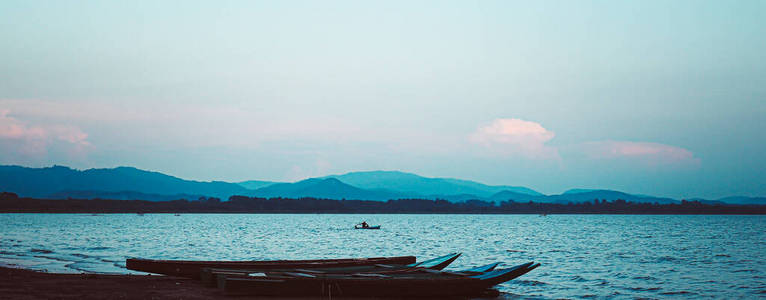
[126,255,416,279]
[201,253,463,287]
[222,262,540,297]
[213,261,502,289]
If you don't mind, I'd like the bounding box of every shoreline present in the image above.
[2,211,766,215]
[0,266,227,299]
[3,196,765,215]
[0,266,497,299]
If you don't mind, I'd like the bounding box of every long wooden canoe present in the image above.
[126,255,416,279]
[211,261,501,289]
[222,262,540,297]
[201,253,463,287]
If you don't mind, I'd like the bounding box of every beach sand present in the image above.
[0,266,503,299]
[0,266,227,299]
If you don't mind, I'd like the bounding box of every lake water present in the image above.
[1,214,764,298]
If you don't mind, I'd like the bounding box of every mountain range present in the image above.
[1,165,764,205]
[0,165,249,200]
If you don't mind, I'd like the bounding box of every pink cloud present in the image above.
[469,118,699,169]
[0,109,90,158]
[0,109,43,140]
[579,141,699,166]
[0,99,365,148]
[470,118,559,159]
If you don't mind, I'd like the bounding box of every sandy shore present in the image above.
[0,266,228,300]
[0,266,502,299]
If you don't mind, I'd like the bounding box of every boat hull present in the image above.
[126,256,416,279]
[354,225,381,229]
[221,262,539,297]
[201,253,461,287]
[223,276,492,297]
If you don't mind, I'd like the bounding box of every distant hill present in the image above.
[485,189,677,204]
[430,193,487,202]
[488,190,540,202]
[251,178,405,201]
[563,189,601,194]
[0,165,761,205]
[440,178,542,196]
[0,165,251,200]
[715,196,766,205]
[322,171,542,198]
[688,197,766,206]
[48,190,207,201]
[545,189,677,204]
[689,198,728,205]
[237,180,279,190]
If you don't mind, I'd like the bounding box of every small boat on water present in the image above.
[354,221,380,229]
[222,262,540,297]
[126,256,416,279]
[354,224,380,229]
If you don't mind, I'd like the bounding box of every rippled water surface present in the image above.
[1,214,765,298]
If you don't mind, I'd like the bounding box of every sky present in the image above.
[1,0,764,199]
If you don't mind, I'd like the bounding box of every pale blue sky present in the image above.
[1,0,764,199]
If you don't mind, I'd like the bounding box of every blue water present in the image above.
[1,214,764,298]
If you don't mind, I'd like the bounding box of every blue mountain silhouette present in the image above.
[322,170,542,197]
[0,165,249,200]
[250,178,405,200]
[1,165,762,205]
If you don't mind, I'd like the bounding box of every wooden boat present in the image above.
[126,255,416,279]
[222,262,540,297]
[201,253,463,287]
[454,262,501,274]
[214,261,502,289]
[354,225,380,229]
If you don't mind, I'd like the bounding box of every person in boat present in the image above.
[361,221,369,228]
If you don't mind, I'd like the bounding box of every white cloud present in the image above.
[0,109,90,161]
[577,140,700,166]
[470,118,559,159]
[469,118,700,169]
[0,99,367,148]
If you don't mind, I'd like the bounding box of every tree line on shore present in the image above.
[1,192,764,214]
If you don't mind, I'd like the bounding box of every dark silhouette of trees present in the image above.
[0,193,764,214]
[0,192,19,201]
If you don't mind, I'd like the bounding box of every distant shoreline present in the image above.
[2,194,765,215]
[3,212,765,215]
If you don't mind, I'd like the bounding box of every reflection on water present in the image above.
[1,214,764,298]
